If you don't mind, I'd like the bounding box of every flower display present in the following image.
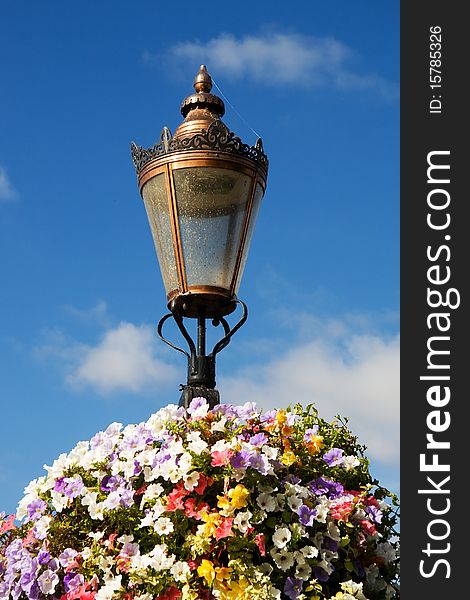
[0,400,399,600]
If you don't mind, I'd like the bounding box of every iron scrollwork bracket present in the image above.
[157,300,248,408]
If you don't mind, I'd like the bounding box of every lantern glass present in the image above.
[141,173,178,293]
[234,181,264,293]
[173,166,253,290]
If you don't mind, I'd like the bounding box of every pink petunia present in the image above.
[184,497,209,520]
[194,474,213,495]
[215,517,234,541]
[255,533,266,556]
[166,482,189,512]
[60,584,96,600]
[0,514,15,534]
[211,450,234,467]
[360,519,377,536]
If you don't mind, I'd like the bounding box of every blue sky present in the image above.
[0,1,399,515]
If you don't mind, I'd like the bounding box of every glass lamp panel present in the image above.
[173,166,253,290]
[234,182,264,293]
[141,173,178,294]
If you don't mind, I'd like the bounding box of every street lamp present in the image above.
[131,65,268,408]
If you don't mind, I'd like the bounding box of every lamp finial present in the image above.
[193,65,213,93]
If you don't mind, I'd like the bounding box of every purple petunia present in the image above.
[322,536,339,552]
[284,577,303,599]
[313,566,331,582]
[323,448,344,467]
[58,548,77,568]
[63,573,84,593]
[234,402,258,420]
[249,453,270,475]
[231,451,251,469]
[63,477,84,499]
[298,504,316,527]
[366,505,383,523]
[53,478,66,493]
[37,550,51,566]
[249,433,268,447]
[187,397,209,417]
[307,477,344,498]
[100,475,124,493]
[26,499,47,522]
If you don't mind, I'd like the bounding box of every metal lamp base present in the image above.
[179,385,220,409]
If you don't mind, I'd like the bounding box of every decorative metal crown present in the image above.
[130,120,268,176]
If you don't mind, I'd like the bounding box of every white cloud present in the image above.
[220,327,399,465]
[67,322,178,393]
[156,32,396,96]
[63,300,110,326]
[36,322,178,395]
[0,166,17,202]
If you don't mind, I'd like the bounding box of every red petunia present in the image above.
[157,586,182,600]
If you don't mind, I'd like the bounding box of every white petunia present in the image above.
[170,561,191,582]
[148,544,175,571]
[262,445,279,461]
[211,438,234,453]
[234,510,252,533]
[300,545,318,559]
[211,416,228,432]
[376,541,397,563]
[186,432,208,454]
[257,492,277,512]
[154,517,174,535]
[178,452,193,474]
[88,501,105,520]
[259,562,273,576]
[37,569,59,595]
[340,579,368,599]
[33,515,51,539]
[50,490,69,513]
[327,520,341,542]
[343,455,360,471]
[269,548,294,571]
[95,575,123,600]
[287,495,302,512]
[315,498,329,523]
[295,562,312,580]
[272,527,292,549]
[184,472,200,492]
[140,483,164,506]
[103,491,121,511]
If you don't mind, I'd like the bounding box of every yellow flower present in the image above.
[200,511,222,537]
[215,566,232,582]
[282,425,294,437]
[228,484,250,509]
[181,584,199,600]
[281,450,296,466]
[197,559,216,584]
[221,577,251,600]
[217,494,236,517]
[306,435,324,455]
[276,410,288,426]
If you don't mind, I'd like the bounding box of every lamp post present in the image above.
[131,65,268,408]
